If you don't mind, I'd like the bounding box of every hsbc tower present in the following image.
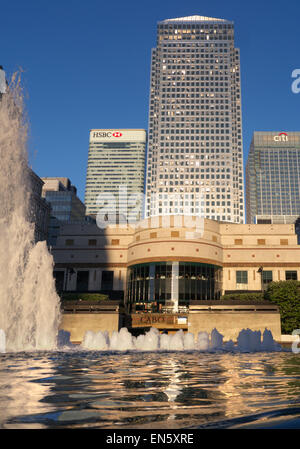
[85,129,146,221]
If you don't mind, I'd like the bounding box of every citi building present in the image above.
[246,131,300,224]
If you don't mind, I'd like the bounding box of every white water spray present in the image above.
[0,73,61,352]
[80,327,282,352]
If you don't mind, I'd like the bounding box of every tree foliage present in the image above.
[61,293,109,302]
[264,281,300,334]
[221,292,264,302]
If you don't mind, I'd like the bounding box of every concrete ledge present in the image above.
[59,312,123,342]
[189,302,279,313]
[188,311,281,342]
[61,300,123,314]
[281,334,300,343]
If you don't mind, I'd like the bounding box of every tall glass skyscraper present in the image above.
[246,131,300,224]
[145,15,244,223]
[85,129,146,222]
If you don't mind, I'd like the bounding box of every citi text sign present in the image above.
[274,132,288,142]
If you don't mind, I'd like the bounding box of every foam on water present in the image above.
[0,74,61,352]
[197,331,210,351]
[78,327,282,353]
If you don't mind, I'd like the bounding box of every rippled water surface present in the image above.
[0,350,300,429]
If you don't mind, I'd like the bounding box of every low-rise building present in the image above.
[52,216,300,301]
[53,216,294,342]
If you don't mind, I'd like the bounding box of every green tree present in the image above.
[264,281,300,334]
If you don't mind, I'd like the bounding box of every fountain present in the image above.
[0,73,61,352]
[79,326,282,352]
[0,329,5,353]
[0,73,284,356]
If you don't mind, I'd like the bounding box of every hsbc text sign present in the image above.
[92,131,123,138]
[90,129,146,143]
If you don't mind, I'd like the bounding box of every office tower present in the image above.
[246,131,300,224]
[28,169,51,242]
[41,177,86,245]
[145,15,244,223]
[85,129,146,221]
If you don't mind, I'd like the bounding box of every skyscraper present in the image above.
[145,16,244,223]
[85,129,146,222]
[246,131,300,224]
[41,177,86,245]
[28,169,51,243]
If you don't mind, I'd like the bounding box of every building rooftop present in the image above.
[160,15,231,24]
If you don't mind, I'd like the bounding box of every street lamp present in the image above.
[257,266,263,294]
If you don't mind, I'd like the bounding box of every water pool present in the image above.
[0,350,299,429]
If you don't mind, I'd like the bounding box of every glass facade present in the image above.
[42,178,86,246]
[85,129,146,220]
[127,261,222,312]
[145,16,244,223]
[246,132,300,224]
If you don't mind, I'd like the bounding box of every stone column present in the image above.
[149,264,155,302]
[172,262,179,312]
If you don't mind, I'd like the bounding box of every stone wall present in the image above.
[188,311,281,342]
[59,313,122,343]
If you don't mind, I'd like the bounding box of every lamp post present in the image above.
[257,266,263,294]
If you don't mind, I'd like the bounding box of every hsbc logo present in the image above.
[274,132,288,142]
[92,131,123,138]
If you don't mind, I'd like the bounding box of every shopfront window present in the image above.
[127,262,222,312]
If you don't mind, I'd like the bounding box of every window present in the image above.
[236,271,248,284]
[88,239,97,246]
[257,239,266,245]
[65,239,74,246]
[101,271,114,290]
[111,239,120,245]
[76,271,89,291]
[285,271,298,281]
[171,231,180,238]
[234,239,243,245]
[262,271,273,285]
[280,239,288,245]
[150,232,157,239]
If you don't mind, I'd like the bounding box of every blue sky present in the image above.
[1,0,300,202]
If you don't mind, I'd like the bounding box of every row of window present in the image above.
[54,270,114,292]
[64,236,291,248]
[234,238,289,246]
[236,270,297,284]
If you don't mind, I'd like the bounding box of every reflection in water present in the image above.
[163,359,182,422]
[0,353,56,428]
[0,351,299,428]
